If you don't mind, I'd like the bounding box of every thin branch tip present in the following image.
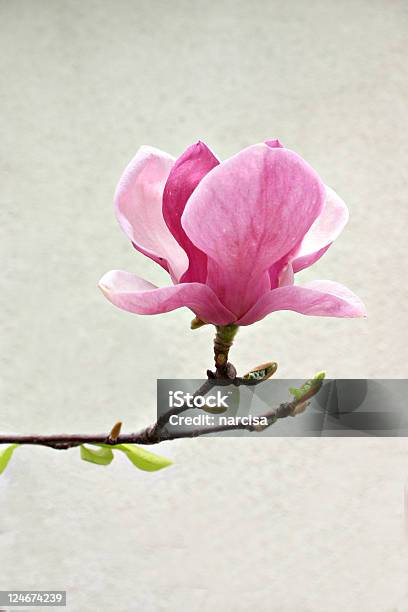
[0,364,324,450]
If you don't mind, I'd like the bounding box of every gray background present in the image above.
[1,0,408,610]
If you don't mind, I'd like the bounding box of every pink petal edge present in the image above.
[99,270,235,325]
[292,185,349,273]
[114,146,188,281]
[236,280,366,325]
[265,138,284,148]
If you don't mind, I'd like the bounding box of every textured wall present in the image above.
[1,0,408,610]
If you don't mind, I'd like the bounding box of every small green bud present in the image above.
[289,371,326,401]
[243,362,278,381]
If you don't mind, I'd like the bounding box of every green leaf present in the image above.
[110,443,173,472]
[0,444,19,475]
[289,371,326,401]
[80,444,114,466]
[288,386,303,400]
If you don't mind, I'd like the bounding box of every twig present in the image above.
[0,376,322,449]
[152,378,216,433]
[152,375,270,435]
[0,323,325,452]
[160,399,301,439]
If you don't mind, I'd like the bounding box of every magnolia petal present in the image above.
[182,143,325,317]
[268,246,301,289]
[163,141,219,283]
[99,270,235,325]
[114,146,188,281]
[265,138,284,148]
[278,263,294,287]
[131,242,169,273]
[292,186,349,273]
[237,280,366,325]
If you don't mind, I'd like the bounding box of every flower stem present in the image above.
[212,324,239,379]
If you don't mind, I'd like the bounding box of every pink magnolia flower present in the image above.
[99,140,366,326]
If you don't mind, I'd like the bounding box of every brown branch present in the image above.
[0,323,325,452]
[210,324,239,379]
[0,430,155,449]
[152,378,216,433]
[152,375,269,435]
[160,398,303,439]
[0,376,322,450]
